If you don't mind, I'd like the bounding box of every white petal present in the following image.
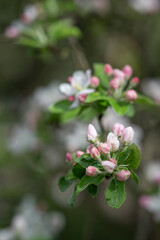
[59,83,75,96]
[79,88,95,95]
[84,69,92,87]
[72,71,85,87]
[69,98,80,109]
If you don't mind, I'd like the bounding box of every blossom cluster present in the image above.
[5,4,40,38]
[59,63,139,109]
[66,123,135,182]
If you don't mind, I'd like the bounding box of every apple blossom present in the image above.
[131,77,139,84]
[117,170,130,181]
[109,78,120,90]
[112,122,124,137]
[90,76,100,87]
[125,89,138,101]
[122,65,133,78]
[109,158,117,165]
[107,132,120,152]
[104,64,113,75]
[86,166,99,177]
[86,124,98,143]
[101,161,115,173]
[122,127,134,143]
[98,142,110,155]
[76,151,84,158]
[66,152,72,162]
[113,69,125,82]
[90,147,100,159]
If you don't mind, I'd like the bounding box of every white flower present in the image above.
[107,132,120,152]
[144,161,160,183]
[129,0,160,13]
[59,70,95,108]
[22,5,39,23]
[141,79,160,105]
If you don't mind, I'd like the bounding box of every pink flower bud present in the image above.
[86,144,93,154]
[76,151,84,158]
[86,124,98,143]
[101,161,115,173]
[131,77,139,84]
[122,65,133,78]
[90,76,100,87]
[117,170,130,181]
[139,195,150,208]
[68,96,75,102]
[104,64,113,75]
[112,122,124,137]
[68,76,73,83]
[5,26,19,38]
[122,127,134,143]
[109,158,117,165]
[98,142,110,155]
[78,94,87,103]
[86,166,99,177]
[107,133,120,152]
[90,147,100,159]
[66,152,72,163]
[125,89,138,101]
[113,69,125,82]
[109,78,120,90]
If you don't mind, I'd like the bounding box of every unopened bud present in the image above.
[104,64,113,75]
[68,96,75,102]
[86,166,99,177]
[101,161,115,173]
[66,152,72,163]
[86,144,93,154]
[109,78,120,90]
[86,124,98,143]
[122,65,133,78]
[109,158,117,165]
[98,142,110,155]
[113,69,125,82]
[125,89,137,101]
[122,127,134,143]
[76,151,84,158]
[117,170,130,181]
[78,94,87,103]
[90,147,100,159]
[107,132,120,152]
[131,77,139,85]
[90,76,100,87]
[112,122,124,137]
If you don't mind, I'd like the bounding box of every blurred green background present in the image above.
[0,0,160,240]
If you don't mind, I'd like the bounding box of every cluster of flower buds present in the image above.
[66,122,135,182]
[104,63,139,101]
[5,4,41,38]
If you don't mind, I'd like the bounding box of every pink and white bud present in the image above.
[112,122,125,137]
[122,127,134,143]
[139,195,150,208]
[5,26,19,38]
[86,124,98,143]
[68,96,75,102]
[90,76,100,87]
[113,69,125,82]
[109,158,117,165]
[104,64,113,75]
[78,94,87,103]
[86,166,99,177]
[131,77,139,85]
[90,147,100,159]
[117,170,130,181]
[68,76,73,83]
[125,89,138,101]
[122,65,133,78]
[98,142,110,155]
[109,78,120,90]
[66,152,72,163]
[101,161,115,173]
[76,151,84,158]
[107,132,120,152]
[86,144,93,154]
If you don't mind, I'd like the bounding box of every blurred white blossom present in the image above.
[129,0,160,13]
[141,79,160,104]
[144,161,160,184]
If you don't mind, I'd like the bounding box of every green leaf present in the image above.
[72,163,86,179]
[88,184,98,197]
[85,92,108,103]
[108,97,130,116]
[136,94,157,106]
[117,143,141,170]
[125,105,135,117]
[60,106,81,123]
[130,169,139,185]
[69,175,104,206]
[65,170,77,181]
[93,63,109,88]
[59,176,73,192]
[105,179,126,209]
[49,100,71,114]
[76,154,103,170]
